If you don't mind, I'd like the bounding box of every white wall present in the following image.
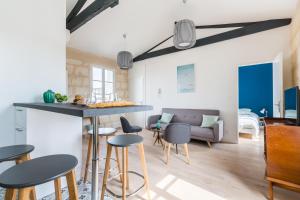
[0,0,66,168]
[129,27,291,143]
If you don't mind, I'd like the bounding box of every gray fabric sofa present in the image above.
[147,108,224,147]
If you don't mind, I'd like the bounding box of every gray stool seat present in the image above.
[107,134,143,147]
[88,127,117,136]
[0,154,78,188]
[0,145,34,162]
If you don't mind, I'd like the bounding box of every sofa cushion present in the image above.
[162,108,219,126]
[160,113,174,123]
[191,126,214,140]
[201,115,219,128]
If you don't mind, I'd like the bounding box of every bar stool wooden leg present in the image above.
[29,188,37,200]
[115,147,123,183]
[4,189,16,200]
[66,170,79,200]
[84,135,92,183]
[16,154,37,200]
[105,136,112,178]
[138,144,151,200]
[122,147,127,200]
[100,144,113,200]
[19,188,31,200]
[54,178,62,200]
[125,147,129,190]
[183,143,190,165]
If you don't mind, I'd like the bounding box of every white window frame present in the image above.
[90,65,115,102]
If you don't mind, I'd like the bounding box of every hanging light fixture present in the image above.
[117,34,133,70]
[173,0,196,49]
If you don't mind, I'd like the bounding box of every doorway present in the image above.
[238,54,283,140]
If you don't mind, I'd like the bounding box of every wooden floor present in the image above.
[82,129,300,200]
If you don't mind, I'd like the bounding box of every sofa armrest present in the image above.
[212,120,224,142]
[147,114,161,129]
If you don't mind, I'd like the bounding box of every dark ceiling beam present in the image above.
[67,0,119,33]
[133,18,291,62]
[195,22,257,29]
[66,0,87,24]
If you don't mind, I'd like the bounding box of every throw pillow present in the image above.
[160,113,174,123]
[201,115,219,128]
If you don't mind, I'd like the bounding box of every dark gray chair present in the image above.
[163,123,191,165]
[120,116,142,134]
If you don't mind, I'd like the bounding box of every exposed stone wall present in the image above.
[291,2,300,86]
[66,47,128,128]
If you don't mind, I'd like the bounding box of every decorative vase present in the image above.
[156,120,161,129]
[43,90,55,103]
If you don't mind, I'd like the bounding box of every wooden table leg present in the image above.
[66,170,79,200]
[269,181,274,200]
[138,144,151,200]
[54,178,62,200]
[100,144,113,200]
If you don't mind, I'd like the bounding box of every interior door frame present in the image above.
[237,59,276,141]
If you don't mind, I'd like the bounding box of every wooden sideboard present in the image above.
[264,118,300,199]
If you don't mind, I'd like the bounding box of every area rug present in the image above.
[0,180,112,200]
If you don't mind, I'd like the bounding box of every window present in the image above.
[91,66,114,102]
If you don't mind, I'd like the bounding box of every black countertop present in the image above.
[13,103,153,117]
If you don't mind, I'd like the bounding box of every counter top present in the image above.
[13,103,153,117]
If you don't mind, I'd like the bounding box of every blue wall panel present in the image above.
[238,63,273,117]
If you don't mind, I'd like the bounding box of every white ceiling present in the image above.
[66,0,298,60]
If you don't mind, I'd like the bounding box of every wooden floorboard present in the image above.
[82,129,300,200]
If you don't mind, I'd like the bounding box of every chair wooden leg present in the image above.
[183,143,190,164]
[115,147,123,183]
[66,170,79,200]
[122,147,127,200]
[138,144,151,200]
[207,141,212,148]
[4,189,16,200]
[19,188,31,200]
[84,135,92,183]
[125,147,129,190]
[269,181,274,200]
[100,144,113,200]
[54,178,62,200]
[166,143,171,165]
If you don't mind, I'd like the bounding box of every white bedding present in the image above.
[238,109,260,138]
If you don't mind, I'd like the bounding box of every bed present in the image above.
[238,108,260,138]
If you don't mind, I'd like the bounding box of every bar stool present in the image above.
[84,127,122,183]
[0,145,36,199]
[0,154,79,200]
[0,145,34,164]
[100,134,150,200]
